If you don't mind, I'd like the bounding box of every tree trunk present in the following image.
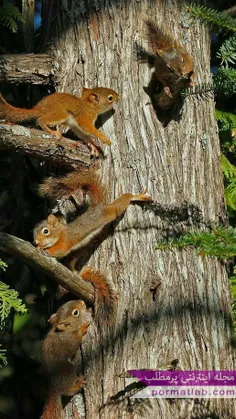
[41,1,236,418]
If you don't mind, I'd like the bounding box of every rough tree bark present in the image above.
[21,0,236,418]
[0,123,91,167]
[0,54,53,84]
[0,233,95,303]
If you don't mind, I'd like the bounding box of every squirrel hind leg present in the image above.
[37,111,71,139]
[88,142,100,158]
[37,119,63,139]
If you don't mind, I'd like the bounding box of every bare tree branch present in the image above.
[0,54,53,84]
[0,123,92,168]
[0,233,95,305]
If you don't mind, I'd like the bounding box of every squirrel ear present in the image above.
[47,214,61,227]
[55,320,70,331]
[48,313,57,324]
[88,93,99,104]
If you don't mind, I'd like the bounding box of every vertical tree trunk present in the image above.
[41,1,235,418]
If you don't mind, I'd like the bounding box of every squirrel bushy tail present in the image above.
[80,266,117,320]
[0,93,36,122]
[39,168,108,207]
[145,19,179,52]
[41,391,62,419]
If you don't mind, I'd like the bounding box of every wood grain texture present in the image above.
[40,0,236,418]
[0,123,91,168]
[0,54,53,84]
[0,233,95,303]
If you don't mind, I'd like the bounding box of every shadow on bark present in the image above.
[62,200,214,269]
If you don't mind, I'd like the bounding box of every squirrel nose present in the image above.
[34,240,39,247]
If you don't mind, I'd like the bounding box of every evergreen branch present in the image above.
[213,68,236,97]
[0,0,24,33]
[0,260,7,271]
[0,345,7,367]
[182,69,236,98]
[216,111,236,134]
[221,156,236,211]
[187,4,236,33]
[0,281,27,325]
[221,154,236,180]
[225,188,236,212]
[181,82,214,98]
[225,179,236,207]
[220,155,236,210]
[217,35,236,67]
[156,226,236,258]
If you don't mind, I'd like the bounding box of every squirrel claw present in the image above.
[134,193,153,202]
[54,131,62,140]
[75,375,86,389]
[101,136,112,145]
[88,143,100,158]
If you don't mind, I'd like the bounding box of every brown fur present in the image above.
[41,300,89,419]
[0,93,35,122]
[79,266,117,318]
[0,88,118,151]
[144,19,194,81]
[39,167,108,206]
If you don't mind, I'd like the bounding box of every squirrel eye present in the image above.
[108,95,113,102]
[72,309,80,317]
[42,228,50,235]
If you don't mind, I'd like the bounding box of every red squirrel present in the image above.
[144,19,194,89]
[0,87,118,156]
[41,299,90,419]
[33,169,152,258]
[144,19,194,109]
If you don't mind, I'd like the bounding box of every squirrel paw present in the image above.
[88,142,100,158]
[163,86,173,98]
[100,136,112,145]
[43,127,62,139]
[54,130,63,140]
[131,193,152,202]
[65,375,86,396]
[74,375,86,391]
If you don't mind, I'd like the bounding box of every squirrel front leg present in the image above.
[104,193,152,221]
[37,120,62,139]
[76,115,112,145]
